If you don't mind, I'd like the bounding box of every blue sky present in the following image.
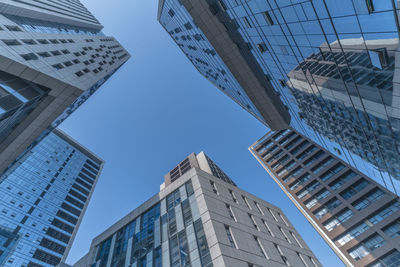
[61,0,344,266]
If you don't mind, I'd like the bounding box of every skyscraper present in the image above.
[158,0,400,193]
[249,129,400,267]
[0,128,103,267]
[74,152,320,267]
[0,0,129,174]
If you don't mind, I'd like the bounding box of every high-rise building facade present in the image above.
[158,0,400,193]
[249,129,400,267]
[0,128,103,267]
[0,0,129,174]
[74,152,320,267]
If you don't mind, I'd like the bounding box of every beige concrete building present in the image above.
[74,152,320,267]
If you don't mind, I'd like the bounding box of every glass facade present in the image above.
[0,130,102,267]
[5,15,103,36]
[250,129,400,266]
[159,0,400,194]
[0,70,49,144]
[91,180,213,267]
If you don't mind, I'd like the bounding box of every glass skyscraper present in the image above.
[73,152,320,267]
[0,129,103,267]
[158,0,400,194]
[0,0,129,174]
[250,129,400,267]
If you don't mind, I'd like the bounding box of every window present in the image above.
[255,202,264,215]
[184,22,193,30]
[296,145,317,160]
[311,157,334,174]
[382,220,400,239]
[5,25,22,32]
[2,39,20,46]
[37,39,49,44]
[243,17,252,28]
[278,213,289,227]
[249,214,259,231]
[279,227,290,243]
[22,39,37,45]
[353,189,385,211]
[52,64,64,70]
[257,43,268,53]
[366,0,375,13]
[51,50,61,56]
[168,9,175,17]
[369,48,388,69]
[274,244,289,266]
[254,236,268,259]
[319,163,345,182]
[335,222,370,246]
[368,250,400,267]
[330,171,357,190]
[348,245,369,261]
[304,151,325,167]
[242,196,251,209]
[264,11,274,25]
[262,219,273,236]
[21,53,38,61]
[297,181,320,199]
[340,179,369,200]
[348,234,385,261]
[313,198,342,219]
[368,202,400,225]
[38,52,51,58]
[226,204,236,221]
[209,181,218,194]
[324,209,353,231]
[290,232,303,248]
[268,208,278,221]
[224,225,237,248]
[229,190,238,203]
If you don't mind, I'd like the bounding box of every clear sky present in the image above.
[61,0,344,266]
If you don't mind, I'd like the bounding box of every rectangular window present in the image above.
[335,222,370,246]
[249,214,259,231]
[242,196,251,209]
[368,202,400,225]
[268,208,278,221]
[340,179,369,200]
[382,220,400,239]
[229,190,238,203]
[278,212,289,227]
[279,227,290,243]
[255,202,264,215]
[210,181,218,194]
[274,244,290,266]
[264,11,274,25]
[224,225,237,248]
[366,0,375,13]
[243,17,252,28]
[21,53,38,61]
[352,189,385,211]
[324,209,353,231]
[2,39,21,46]
[254,236,268,259]
[368,250,400,267]
[290,231,303,248]
[257,43,268,53]
[262,219,273,236]
[226,204,236,221]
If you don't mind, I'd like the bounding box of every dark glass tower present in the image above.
[0,129,103,267]
[158,0,400,194]
[250,129,400,267]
